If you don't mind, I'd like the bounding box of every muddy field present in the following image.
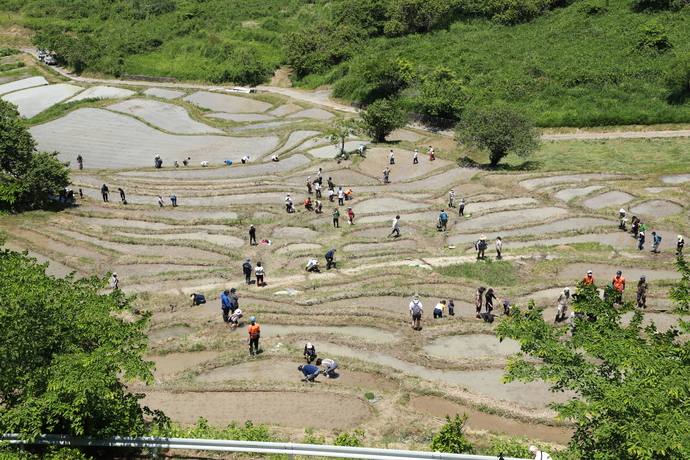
[3,74,690,453]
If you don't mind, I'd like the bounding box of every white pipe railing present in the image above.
[2,434,528,460]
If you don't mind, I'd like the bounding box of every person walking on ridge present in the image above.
[389,215,401,238]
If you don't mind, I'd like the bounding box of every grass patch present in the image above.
[438,260,519,286]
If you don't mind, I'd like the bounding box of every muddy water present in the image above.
[493,232,639,251]
[195,360,397,391]
[464,197,539,213]
[2,241,82,278]
[275,243,322,254]
[343,240,418,251]
[410,395,572,444]
[355,198,429,214]
[554,185,604,201]
[423,334,521,358]
[147,351,223,378]
[446,217,614,245]
[148,326,194,342]
[582,191,634,210]
[309,343,574,408]
[558,263,682,282]
[358,211,437,224]
[520,174,616,190]
[259,324,399,343]
[454,207,568,231]
[630,200,683,217]
[272,227,320,239]
[113,231,244,248]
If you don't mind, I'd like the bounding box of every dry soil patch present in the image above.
[147,351,223,378]
[355,147,451,180]
[275,243,322,254]
[269,103,302,117]
[355,198,429,214]
[142,391,370,429]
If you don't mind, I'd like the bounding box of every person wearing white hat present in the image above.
[529,446,552,460]
[413,149,419,164]
[109,272,119,289]
[555,287,570,323]
[582,270,595,286]
[303,342,317,364]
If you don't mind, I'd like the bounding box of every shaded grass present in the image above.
[438,260,519,286]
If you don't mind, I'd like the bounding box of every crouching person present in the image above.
[298,364,320,383]
[316,357,338,379]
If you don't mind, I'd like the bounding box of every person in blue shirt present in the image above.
[298,364,320,383]
[221,289,231,322]
[439,210,448,232]
[325,248,336,270]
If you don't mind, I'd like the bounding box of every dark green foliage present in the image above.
[429,414,475,454]
[482,436,539,458]
[0,48,20,56]
[359,99,408,142]
[0,100,70,213]
[383,0,453,36]
[455,105,540,166]
[152,417,274,442]
[497,263,690,460]
[332,0,388,36]
[635,20,673,52]
[132,0,176,20]
[0,244,155,440]
[414,67,466,118]
[283,21,360,78]
[665,52,690,103]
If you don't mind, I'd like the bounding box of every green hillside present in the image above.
[5,0,690,126]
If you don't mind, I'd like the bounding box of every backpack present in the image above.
[411,301,422,316]
[477,239,487,250]
[243,262,251,271]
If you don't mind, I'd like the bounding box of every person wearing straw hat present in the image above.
[555,287,570,323]
[475,235,487,259]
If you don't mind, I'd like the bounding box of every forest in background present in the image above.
[3,0,690,126]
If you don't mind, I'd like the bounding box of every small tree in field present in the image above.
[455,105,540,167]
[328,118,361,158]
[359,99,408,142]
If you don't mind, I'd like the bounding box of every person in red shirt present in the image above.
[612,270,626,304]
[582,270,595,286]
[247,316,260,356]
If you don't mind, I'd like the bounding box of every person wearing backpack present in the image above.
[409,294,423,331]
[476,235,488,259]
[242,259,252,285]
[651,232,662,253]
[438,210,448,232]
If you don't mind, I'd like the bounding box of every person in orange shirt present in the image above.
[248,316,261,356]
[582,270,595,286]
[612,270,626,304]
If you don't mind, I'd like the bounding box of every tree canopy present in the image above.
[359,99,408,143]
[455,105,541,167]
[497,257,690,460]
[0,238,155,440]
[0,100,70,213]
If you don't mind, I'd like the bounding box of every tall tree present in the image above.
[455,105,540,167]
[497,258,690,460]
[328,118,361,158]
[0,100,70,213]
[0,239,156,440]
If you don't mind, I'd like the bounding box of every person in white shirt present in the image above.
[388,215,400,237]
[306,258,320,272]
[316,358,338,378]
[255,262,265,287]
[529,446,552,460]
[413,149,418,164]
[241,155,249,164]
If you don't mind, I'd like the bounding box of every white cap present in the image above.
[529,446,538,453]
[307,342,312,348]
[564,287,569,291]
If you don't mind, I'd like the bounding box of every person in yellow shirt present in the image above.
[247,317,260,356]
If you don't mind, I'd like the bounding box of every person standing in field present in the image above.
[612,270,626,304]
[255,262,265,287]
[651,231,661,253]
[389,149,395,164]
[475,286,486,318]
[101,184,109,202]
[76,154,84,170]
[582,270,595,286]
[248,317,260,356]
[409,294,423,330]
[242,259,252,285]
[637,275,648,309]
[555,287,570,323]
[332,208,340,228]
[117,188,126,204]
[459,198,465,216]
[249,224,257,246]
[448,189,455,208]
[347,207,355,225]
[413,150,418,164]
[495,236,503,259]
[677,235,685,255]
[221,289,232,323]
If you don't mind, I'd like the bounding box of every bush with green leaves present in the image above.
[414,67,467,119]
[635,20,673,52]
[665,51,690,103]
[429,414,475,454]
[359,99,408,142]
[332,429,364,447]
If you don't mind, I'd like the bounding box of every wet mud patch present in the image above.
[196,360,396,391]
[275,243,322,254]
[446,217,615,245]
[205,113,274,122]
[554,185,604,202]
[143,87,185,99]
[183,91,273,113]
[582,191,634,210]
[355,147,452,179]
[108,99,223,134]
[343,240,418,251]
[142,391,371,429]
[410,396,572,444]
[259,325,399,343]
[464,198,539,214]
[2,241,82,278]
[148,325,194,342]
[423,334,521,358]
[455,207,567,231]
[557,263,682,282]
[660,174,690,184]
[355,198,429,214]
[287,108,333,119]
[113,231,244,248]
[520,174,616,190]
[273,227,320,239]
[68,85,135,102]
[630,200,682,217]
[272,130,321,156]
[147,350,223,378]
